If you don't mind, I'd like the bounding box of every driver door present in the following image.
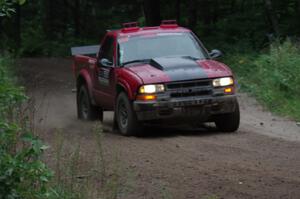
[94,35,116,109]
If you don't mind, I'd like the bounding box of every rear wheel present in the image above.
[116,92,141,136]
[214,101,240,132]
[77,85,103,121]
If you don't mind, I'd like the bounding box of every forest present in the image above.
[0,0,300,56]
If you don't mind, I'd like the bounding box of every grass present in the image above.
[48,124,127,199]
[224,39,300,121]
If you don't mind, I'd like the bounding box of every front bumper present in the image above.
[133,95,238,121]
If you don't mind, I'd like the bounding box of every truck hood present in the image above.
[126,57,233,84]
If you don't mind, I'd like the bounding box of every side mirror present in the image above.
[209,49,223,59]
[99,58,113,67]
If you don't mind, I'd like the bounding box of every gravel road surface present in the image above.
[18,58,300,199]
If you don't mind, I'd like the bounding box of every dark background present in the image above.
[1,0,300,56]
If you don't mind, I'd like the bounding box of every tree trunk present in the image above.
[188,0,197,30]
[264,0,280,36]
[0,17,2,36]
[15,4,21,48]
[143,0,161,26]
[176,0,181,23]
[298,0,300,17]
[297,0,300,35]
[62,0,68,37]
[74,0,80,36]
[213,0,220,24]
[44,0,54,40]
[230,0,236,14]
[240,0,245,12]
[199,0,211,26]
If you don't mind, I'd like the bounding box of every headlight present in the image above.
[213,77,234,87]
[139,84,165,94]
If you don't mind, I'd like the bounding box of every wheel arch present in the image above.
[116,81,134,100]
[76,71,96,105]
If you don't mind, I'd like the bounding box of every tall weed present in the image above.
[225,39,300,120]
[0,56,54,198]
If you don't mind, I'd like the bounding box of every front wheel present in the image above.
[77,85,103,121]
[214,101,240,132]
[116,92,141,136]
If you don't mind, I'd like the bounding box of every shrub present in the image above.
[0,124,53,198]
[0,56,54,198]
[255,40,300,96]
[0,57,26,120]
[225,39,300,120]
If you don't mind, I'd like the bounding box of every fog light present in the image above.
[224,87,233,94]
[136,94,157,101]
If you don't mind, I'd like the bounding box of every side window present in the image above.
[99,36,114,64]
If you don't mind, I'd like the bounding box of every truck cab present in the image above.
[72,20,240,136]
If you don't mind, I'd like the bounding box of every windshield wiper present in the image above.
[122,59,151,66]
[180,55,203,61]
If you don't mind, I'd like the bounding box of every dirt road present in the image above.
[18,58,300,199]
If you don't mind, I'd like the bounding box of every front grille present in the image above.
[166,79,213,98]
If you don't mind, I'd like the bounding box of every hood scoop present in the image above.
[149,57,208,81]
[150,57,199,71]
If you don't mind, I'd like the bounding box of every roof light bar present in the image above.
[121,22,139,33]
[160,20,178,28]
[123,22,138,28]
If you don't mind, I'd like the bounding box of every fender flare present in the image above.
[116,80,134,100]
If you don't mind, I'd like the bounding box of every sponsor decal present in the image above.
[98,68,110,86]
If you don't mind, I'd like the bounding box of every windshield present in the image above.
[118,32,208,66]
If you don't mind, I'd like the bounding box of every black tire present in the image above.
[77,85,103,121]
[116,92,141,136]
[214,101,240,132]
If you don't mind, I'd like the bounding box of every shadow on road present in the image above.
[139,124,226,138]
[104,122,228,139]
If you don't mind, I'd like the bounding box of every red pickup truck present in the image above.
[71,21,240,136]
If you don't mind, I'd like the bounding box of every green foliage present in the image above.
[0,0,26,17]
[225,39,300,120]
[0,57,26,120]
[0,124,53,198]
[18,19,96,57]
[0,0,15,17]
[256,40,300,95]
[201,11,266,52]
[0,55,55,199]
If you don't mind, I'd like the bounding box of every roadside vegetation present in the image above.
[224,40,300,120]
[0,55,126,198]
[0,56,54,198]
